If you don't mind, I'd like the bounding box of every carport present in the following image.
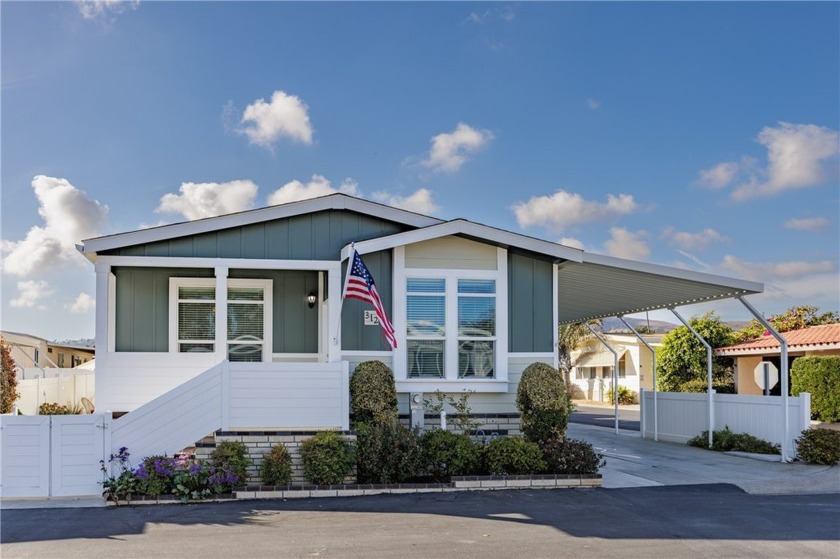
[554,252,796,462]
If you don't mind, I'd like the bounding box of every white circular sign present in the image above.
[753,361,779,391]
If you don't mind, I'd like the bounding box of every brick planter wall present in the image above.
[195,430,356,486]
[398,413,522,437]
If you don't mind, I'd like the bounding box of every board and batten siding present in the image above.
[508,251,554,353]
[101,210,408,260]
[113,267,320,354]
[341,250,393,351]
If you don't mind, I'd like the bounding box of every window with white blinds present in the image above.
[176,285,216,353]
[457,279,495,378]
[407,278,445,378]
[170,278,272,360]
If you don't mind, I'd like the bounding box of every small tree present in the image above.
[1,337,19,414]
[349,360,398,427]
[656,312,735,393]
[516,362,571,443]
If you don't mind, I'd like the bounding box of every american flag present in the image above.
[342,249,397,349]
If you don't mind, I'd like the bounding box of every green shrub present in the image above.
[606,385,638,405]
[420,430,482,482]
[796,428,840,465]
[135,455,176,496]
[260,444,293,486]
[792,356,840,422]
[678,377,736,394]
[688,427,780,455]
[38,402,69,415]
[484,437,546,475]
[356,422,423,483]
[540,438,604,475]
[516,362,571,444]
[301,431,355,485]
[210,440,250,482]
[350,360,398,427]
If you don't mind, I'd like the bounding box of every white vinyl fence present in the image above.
[0,414,109,498]
[15,372,95,415]
[640,389,811,452]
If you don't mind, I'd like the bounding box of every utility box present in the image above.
[409,392,425,433]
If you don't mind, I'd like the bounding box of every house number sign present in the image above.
[363,310,380,326]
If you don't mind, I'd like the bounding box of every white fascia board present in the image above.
[97,255,342,272]
[715,342,840,356]
[81,194,443,255]
[581,252,764,294]
[341,219,584,262]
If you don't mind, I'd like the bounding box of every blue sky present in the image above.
[2,1,838,341]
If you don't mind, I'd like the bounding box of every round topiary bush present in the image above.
[420,429,482,482]
[210,440,250,483]
[260,444,293,486]
[350,360,398,426]
[540,437,603,475]
[484,436,546,475]
[356,422,423,484]
[796,428,840,465]
[516,362,571,444]
[301,431,355,485]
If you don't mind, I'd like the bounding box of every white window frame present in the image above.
[169,277,273,361]
[393,246,508,393]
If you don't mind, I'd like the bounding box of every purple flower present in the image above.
[134,465,150,480]
[189,463,203,475]
[153,458,175,477]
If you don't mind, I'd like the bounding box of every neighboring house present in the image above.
[570,332,663,402]
[715,323,840,395]
[1,331,95,379]
[78,193,762,449]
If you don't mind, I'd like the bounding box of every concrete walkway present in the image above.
[569,422,840,495]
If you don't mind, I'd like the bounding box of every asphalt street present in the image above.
[2,485,839,558]
[570,404,640,431]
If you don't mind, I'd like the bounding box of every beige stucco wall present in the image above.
[735,348,840,394]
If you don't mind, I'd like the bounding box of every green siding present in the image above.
[114,267,320,353]
[103,210,407,260]
[508,252,555,353]
[341,250,393,351]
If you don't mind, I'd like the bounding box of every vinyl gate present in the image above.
[0,414,109,498]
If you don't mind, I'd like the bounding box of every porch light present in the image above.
[307,292,317,308]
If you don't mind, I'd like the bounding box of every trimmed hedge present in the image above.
[483,437,546,475]
[796,428,840,465]
[260,444,293,486]
[301,431,355,485]
[210,441,250,482]
[541,438,603,475]
[791,356,840,422]
[688,427,780,455]
[420,430,481,482]
[356,422,423,484]
[350,360,398,426]
[516,362,571,444]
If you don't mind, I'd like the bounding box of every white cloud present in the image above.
[67,292,96,314]
[76,0,139,21]
[513,190,638,233]
[677,250,710,270]
[732,122,839,200]
[559,237,584,250]
[2,176,108,277]
[586,98,600,110]
[604,227,650,261]
[465,6,515,24]
[372,188,439,215]
[663,227,726,251]
[784,217,830,231]
[421,123,494,173]
[719,255,834,281]
[10,280,54,309]
[698,161,739,189]
[267,175,361,206]
[155,180,258,221]
[238,90,313,150]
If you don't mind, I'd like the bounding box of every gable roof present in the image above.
[80,194,443,259]
[715,323,840,356]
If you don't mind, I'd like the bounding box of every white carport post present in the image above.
[738,296,791,462]
[585,323,620,435]
[618,316,658,441]
[670,308,714,449]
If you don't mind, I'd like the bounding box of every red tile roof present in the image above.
[716,323,840,355]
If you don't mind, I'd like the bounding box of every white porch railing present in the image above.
[640,389,811,452]
[111,361,349,460]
